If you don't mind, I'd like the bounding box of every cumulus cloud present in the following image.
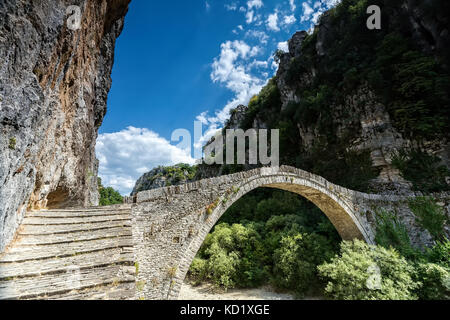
[267,11,280,31]
[246,10,255,24]
[301,0,341,28]
[247,0,263,10]
[277,41,289,52]
[243,0,264,24]
[245,29,269,44]
[283,14,297,25]
[207,40,265,123]
[96,127,195,195]
[289,0,296,12]
[301,2,314,22]
[211,40,261,94]
[194,39,267,147]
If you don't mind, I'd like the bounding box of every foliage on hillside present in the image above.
[188,187,450,300]
[370,206,450,300]
[392,149,450,193]
[233,0,450,193]
[98,178,123,206]
[318,240,419,300]
[187,189,341,296]
[132,164,197,194]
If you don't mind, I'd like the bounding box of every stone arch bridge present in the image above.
[1,166,446,300]
[131,166,440,300]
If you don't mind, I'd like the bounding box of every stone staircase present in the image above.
[0,205,136,300]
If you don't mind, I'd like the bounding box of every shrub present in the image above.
[318,240,419,300]
[408,197,448,241]
[374,209,419,259]
[411,240,450,300]
[413,263,450,300]
[97,177,123,206]
[190,223,268,290]
[99,186,123,206]
[8,137,16,150]
[272,233,336,297]
[392,149,450,193]
[424,240,450,268]
[188,258,209,285]
[241,78,282,129]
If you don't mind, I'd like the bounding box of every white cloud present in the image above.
[289,0,296,12]
[267,11,280,31]
[249,59,269,69]
[209,40,264,124]
[96,127,195,195]
[195,39,267,145]
[247,0,263,10]
[196,112,209,125]
[245,29,269,44]
[301,2,314,22]
[301,0,341,27]
[283,14,297,25]
[211,40,259,90]
[246,10,255,24]
[225,3,237,11]
[277,41,289,52]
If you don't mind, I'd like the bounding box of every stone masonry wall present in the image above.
[131,166,449,300]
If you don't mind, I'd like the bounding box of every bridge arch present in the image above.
[131,166,377,300]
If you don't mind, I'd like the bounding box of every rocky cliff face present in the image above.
[216,0,450,194]
[131,164,198,196]
[273,0,450,191]
[0,0,130,251]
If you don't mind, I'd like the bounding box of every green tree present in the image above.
[272,233,336,297]
[318,240,419,300]
[98,178,123,206]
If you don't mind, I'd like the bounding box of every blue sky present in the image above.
[96,0,340,195]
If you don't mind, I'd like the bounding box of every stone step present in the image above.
[0,248,134,280]
[0,237,133,263]
[48,282,136,300]
[0,264,135,300]
[14,227,132,246]
[42,206,131,213]
[22,214,131,226]
[0,206,136,300]
[20,221,132,235]
[26,209,131,218]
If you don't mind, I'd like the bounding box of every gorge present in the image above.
[0,0,449,301]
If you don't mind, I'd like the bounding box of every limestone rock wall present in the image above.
[0,0,130,252]
[274,1,450,190]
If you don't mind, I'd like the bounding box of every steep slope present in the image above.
[0,0,131,251]
[196,0,450,193]
[131,164,197,196]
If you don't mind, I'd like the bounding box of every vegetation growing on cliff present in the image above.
[132,164,197,194]
[408,197,449,241]
[392,149,450,193]
[98,178,123,206]
[228,0,450,194]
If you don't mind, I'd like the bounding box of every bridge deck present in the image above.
[0,206,136,300]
